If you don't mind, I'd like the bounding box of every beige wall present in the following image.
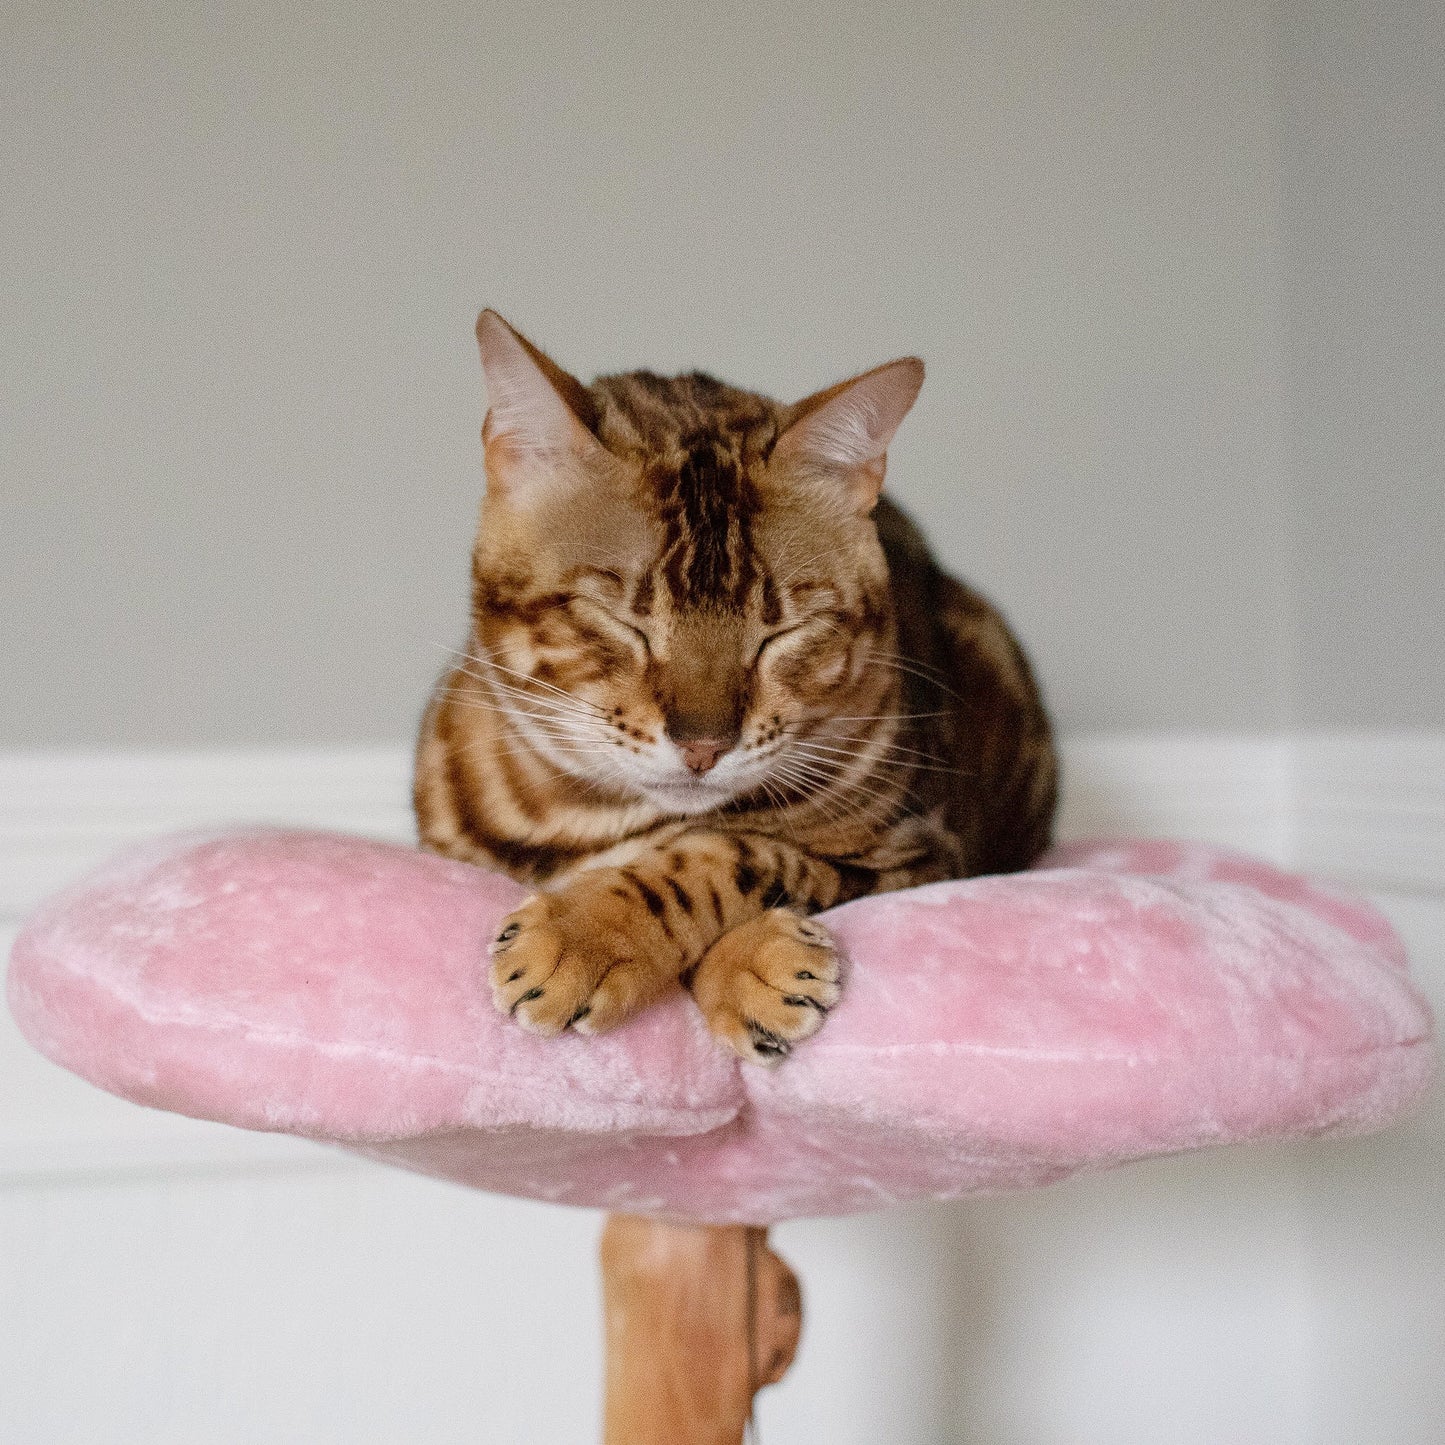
[1281,0,1445,728]
[6,0,1430,748]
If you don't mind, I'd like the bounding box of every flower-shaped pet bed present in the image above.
[6,830,1433,1226]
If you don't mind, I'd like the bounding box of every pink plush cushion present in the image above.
[6,830,1434,1224]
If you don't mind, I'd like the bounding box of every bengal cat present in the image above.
[414,311,1057,1063]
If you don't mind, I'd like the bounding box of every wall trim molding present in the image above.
[1294,731,1445,898]
[2,731,1440,921]
[1056,733,1293,865]
[0,746,416,922]
[2,731,1439,1183]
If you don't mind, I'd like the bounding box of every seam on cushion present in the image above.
[28,950,1434,1075]
[799,1035,1436,1063]
[344,1105,742,1146]
[42,971,486,1077]
[163,1010,739,1118]
[25,953,739,1117]
[66,994,740,1133]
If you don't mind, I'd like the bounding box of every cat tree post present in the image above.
[600,1214,802,1444]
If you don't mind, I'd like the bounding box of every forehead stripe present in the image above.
[657,440,759,608]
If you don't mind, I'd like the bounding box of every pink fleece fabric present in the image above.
[6,831,1434,1224]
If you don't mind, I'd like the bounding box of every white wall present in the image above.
[1281,0,1445,728]
[2,0,1293,744]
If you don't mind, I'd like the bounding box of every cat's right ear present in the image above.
[475,311,606,494]
[772,356,924,512]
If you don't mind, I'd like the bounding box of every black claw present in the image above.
[795,970,816,981]
[783,994,828,1014]
[566,1004,592,1029]
[494,922,521,948]
[510,986,544,1016]
[506,969,524,983]
[747,1022,791,1060]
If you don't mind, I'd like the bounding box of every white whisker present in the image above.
[792,739,970,777]
[863,650,968,704]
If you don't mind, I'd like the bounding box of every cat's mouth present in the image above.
[641,774,737,814]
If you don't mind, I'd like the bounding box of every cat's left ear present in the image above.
[772,357,924,511]
[475,310,607,491]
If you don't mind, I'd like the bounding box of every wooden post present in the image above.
[600,1214,802,1445]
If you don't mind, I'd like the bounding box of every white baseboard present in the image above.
[0,747,416,922]
[1,731,1439,923]
[1056,733,1292,864]
[1295,732,1445,897]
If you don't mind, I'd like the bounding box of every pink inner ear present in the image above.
[5,829,1434,1226]
[476,310,600,461]
[777,357,925,473]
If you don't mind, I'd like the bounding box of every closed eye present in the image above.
[752,623,807,665]
[569,596,651,655]
[754,609,854,667]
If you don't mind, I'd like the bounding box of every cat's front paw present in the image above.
[488,892,669,1037]
[689,910,842,1065]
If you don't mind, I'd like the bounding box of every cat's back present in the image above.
[874,495,1057,875]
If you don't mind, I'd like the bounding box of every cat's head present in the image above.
[466,310,923,815]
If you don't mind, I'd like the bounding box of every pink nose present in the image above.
[677,738,728,775]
